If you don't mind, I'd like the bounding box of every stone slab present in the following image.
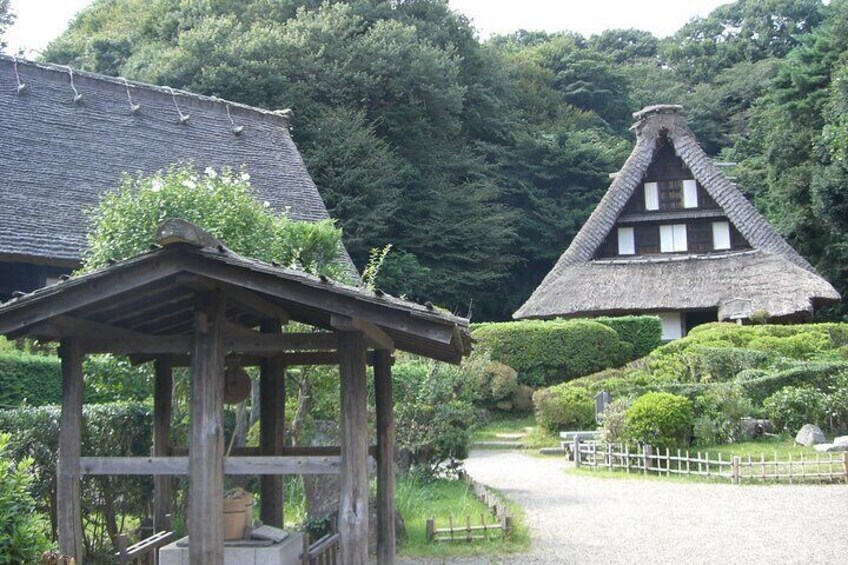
[159,532,303,565]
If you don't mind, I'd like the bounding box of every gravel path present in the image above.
[401,449,848,565]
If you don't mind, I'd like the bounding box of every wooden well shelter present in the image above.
[0,219,471,565]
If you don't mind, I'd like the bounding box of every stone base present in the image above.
[159,533,303,565]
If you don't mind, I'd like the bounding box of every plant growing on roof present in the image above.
[84,163,346,279]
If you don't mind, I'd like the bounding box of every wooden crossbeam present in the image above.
[79,456,376,475]
[331,314,394,352]
[77,330,338,355]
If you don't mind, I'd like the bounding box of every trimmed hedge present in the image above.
[0,351,153,407]
[595,316,663,359]
[472,319,633,386]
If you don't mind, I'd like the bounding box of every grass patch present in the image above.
[472,414,560,449]
[396,476,529,558]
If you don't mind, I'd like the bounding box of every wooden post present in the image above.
[572,437,580,468]
[843,452,848,484]
[732,456,741,485]
[153,357,173,532]
[643,444,652,474]
[188,292,226,565]
[259,319,286,528]
[338,331,368,565]
[374,350,396,565]
[58,338,84,563]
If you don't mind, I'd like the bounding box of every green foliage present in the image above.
[623,392,693,448]
[461,353,520,412]
[0,0,12,51]
[735,362,848,404]
[472,320,633,386]
[85,163,346,279]
[0,351,152,407]
[0,403,154,552]
[392,360,478,476]
[691,385,754,445]
[763,386,828,433]
[0,433,52,563]
[533,385,595,432]
[598,397,632,445]
[594,316,663,359]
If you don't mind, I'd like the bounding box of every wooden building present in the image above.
[0,55,355,301]
[515,105,840,339]
[0,219,471,564]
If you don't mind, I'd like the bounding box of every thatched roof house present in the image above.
[515,105,840,339]
[0,55,354,300]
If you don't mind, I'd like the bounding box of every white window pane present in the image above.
[683,179,698,208]
[617,227,635,255]
[659,312,683,340]
[644,182,659,211]
[673,224,688,252]
[713,221,731,250]
[660,225,674,252]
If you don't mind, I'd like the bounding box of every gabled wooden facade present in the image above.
[0,220,471,565]
[515,105,840,338]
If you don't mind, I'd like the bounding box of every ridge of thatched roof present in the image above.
[515,105,840,320]
[0,55,356,274]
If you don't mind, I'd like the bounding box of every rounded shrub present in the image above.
[763,386,827,433]
[533,385,595,432]
[623,392,692,448]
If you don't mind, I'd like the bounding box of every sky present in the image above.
[4,0,734,55]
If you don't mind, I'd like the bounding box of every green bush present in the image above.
[691,384,754,445]
[533,385,595,432]
[392,360,478,476]
[0,402,154,552]
[0,432,52,562]
[623,392,692,448]
[736,362,848,404]
[472,319,633,386]
[462,354,519,411]
[595,316,663,359]
[85,163,346,279]
[763,386,828,434]
[0,351,153,407]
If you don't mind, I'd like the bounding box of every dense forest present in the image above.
[6,0,848,321]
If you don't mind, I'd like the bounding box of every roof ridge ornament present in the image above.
[167,86,190,124]
[12,57,26,94]
[65,65,83,104]
[121,77,141,114]
[155,218,222,249]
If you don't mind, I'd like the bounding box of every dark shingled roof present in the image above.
[0,55,355,273]
[515,105,840,321]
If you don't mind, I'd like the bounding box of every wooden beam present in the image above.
[57,338,84,563]
[332,314,394,352]
[224,284,290,323]
[259,320,285,527]
[374,350,396,565]
[170,445,379,457]
[29,315,151,340]
[189,292,226,565]
[79,456,365,475]
[153,358,173,533]
[78,331,338,355]
[339,331,369,565]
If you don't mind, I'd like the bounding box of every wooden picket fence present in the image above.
[574,441,848,484]
[425,473,513,543]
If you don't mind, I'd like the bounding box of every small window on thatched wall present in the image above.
[660,224,687,252]
[712,221,731,250]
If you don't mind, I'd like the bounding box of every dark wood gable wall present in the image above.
[597,134,751,259]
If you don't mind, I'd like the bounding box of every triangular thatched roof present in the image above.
[515,105,840,321]
[0,55,355,273]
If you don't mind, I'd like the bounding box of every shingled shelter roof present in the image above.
[0,55,354,271]
[515,105,840,321]
[0,219,470,363]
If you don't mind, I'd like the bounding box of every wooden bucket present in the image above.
[223,489,253,540]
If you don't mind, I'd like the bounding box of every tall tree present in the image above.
[0,0,13,51]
